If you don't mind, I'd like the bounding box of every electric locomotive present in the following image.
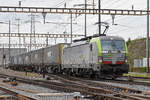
[62,35,129,78]
[9,34,129,79]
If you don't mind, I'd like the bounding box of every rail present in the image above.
[0,73,150,100]
[0,86,36,100]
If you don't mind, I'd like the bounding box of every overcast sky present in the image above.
[0,0,148,46]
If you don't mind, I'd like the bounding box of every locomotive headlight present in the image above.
[98,56,103,63]
[125,56,128,63]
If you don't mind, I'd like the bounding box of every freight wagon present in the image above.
[9,43,68,73]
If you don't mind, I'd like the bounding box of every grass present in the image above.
[124,73,150,78]
[21,71,41,77]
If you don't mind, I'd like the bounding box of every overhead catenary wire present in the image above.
[54,0,66,8]
[0,0,147,44]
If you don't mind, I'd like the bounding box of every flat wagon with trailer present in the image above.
[9,43,68,73]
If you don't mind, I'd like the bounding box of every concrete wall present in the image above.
[134,58,150,67]
[143,58,150,67]
[0,48,27,66]
[134,59,143,68]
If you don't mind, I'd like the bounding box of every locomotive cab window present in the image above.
[101,40,125,51]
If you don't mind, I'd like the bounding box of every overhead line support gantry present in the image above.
[0,33,84,38]
[0,6,148,16]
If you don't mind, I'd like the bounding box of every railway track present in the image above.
[0,82,37,100]
[0,73,121,100]
[94,76,150,87]
[0,73,124,100]
[47,74,150,99]
[122,76,150,82]
[52,73,150,88]
[1,72,150,100]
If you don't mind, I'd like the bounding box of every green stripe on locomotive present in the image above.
[90,37,103,56]
[125,42,128,56]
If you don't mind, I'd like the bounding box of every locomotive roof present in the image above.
[99,36,124,40]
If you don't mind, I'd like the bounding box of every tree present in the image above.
[126,38,131,47]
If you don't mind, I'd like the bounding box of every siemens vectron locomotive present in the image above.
[9,35,129,78]
[62,36,129,78]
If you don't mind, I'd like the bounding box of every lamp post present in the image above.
[85,0,87,37]
[15,18,21,54]
[147,0,150,73]
[98,0,101,35]
[70,12,73,43]
[8,20,11,66]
